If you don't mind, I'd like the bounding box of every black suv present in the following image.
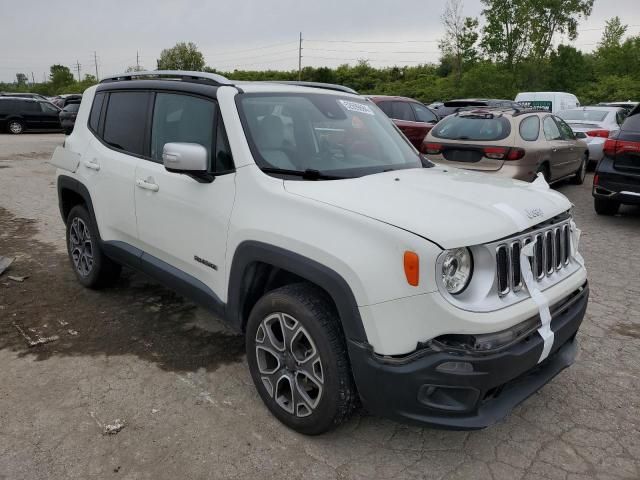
[593,104,640,215]
[0,97,61,134]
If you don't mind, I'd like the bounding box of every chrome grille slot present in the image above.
[496,245,510,295]
[495,219,573,297]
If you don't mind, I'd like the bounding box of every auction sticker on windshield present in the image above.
[339,99,374,116]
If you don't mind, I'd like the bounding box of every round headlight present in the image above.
[441,248,473,294]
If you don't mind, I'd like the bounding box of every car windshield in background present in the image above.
[558,110,608,122]
[237,93,422,178]
[63,104,80,112]
[431,114,511,141]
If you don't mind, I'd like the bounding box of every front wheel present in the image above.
[246,283,357,435]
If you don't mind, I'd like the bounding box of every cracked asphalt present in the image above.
[0,133,639,480]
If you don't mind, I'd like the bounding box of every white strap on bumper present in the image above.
[521,240,554,364]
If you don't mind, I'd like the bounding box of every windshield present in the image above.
[558,109,608,122]
[237,93,422,178]
[431,114,511,141]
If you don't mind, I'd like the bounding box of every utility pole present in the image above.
[94,51,99,80]
[31,72,35,85]
[136,50,140,70]
[75,60,81,82]
[298,32,303,81]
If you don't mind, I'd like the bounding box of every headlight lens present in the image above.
[441,248,473,294]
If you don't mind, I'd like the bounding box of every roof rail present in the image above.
[268,81,358,95]
[99,70,233,86]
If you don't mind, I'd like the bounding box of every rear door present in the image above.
[83,90,149,246]
[389,101,430,148]
[20,100,42,129]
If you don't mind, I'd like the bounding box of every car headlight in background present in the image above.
[441,248,473,294]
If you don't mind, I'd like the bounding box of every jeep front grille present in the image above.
[496,223,571,296]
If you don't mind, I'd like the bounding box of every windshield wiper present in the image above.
[261,167,346,180]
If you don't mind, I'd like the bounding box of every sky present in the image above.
[1,0,640,83]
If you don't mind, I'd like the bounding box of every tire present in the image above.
[7,119,24,134]
[594,197,620,216]
[245,283,357,435]
[536,163,550,183]
[572,153,588,185]
[66,205,121,288]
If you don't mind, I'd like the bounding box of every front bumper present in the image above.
[348,282,589,429]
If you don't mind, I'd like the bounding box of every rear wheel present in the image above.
[594,197,620,216]
[536,163,550,183]
[572,153,588,185]
[66,205,121,288]
[7,120,24,134]
[245,283,357,435]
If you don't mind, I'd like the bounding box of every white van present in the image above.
[515,92,580,114]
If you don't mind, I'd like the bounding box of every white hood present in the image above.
[284,167,572,249]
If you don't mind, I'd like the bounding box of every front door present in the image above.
[554,116,582,176]
[542,116,571,181]
[134,92,236,297]
[39,101,62,129]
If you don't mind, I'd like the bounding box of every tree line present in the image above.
[2,1,639,105]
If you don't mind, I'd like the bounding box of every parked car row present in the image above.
[0,93,82,134]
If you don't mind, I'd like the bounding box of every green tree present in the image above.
[481,0,594,67]
[49,65,75,89]
[157,42,205,71]
[15,73,28,86]
[439,0,480,83]
[548,45,589,92]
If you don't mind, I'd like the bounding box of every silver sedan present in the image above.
[558,106,626,163]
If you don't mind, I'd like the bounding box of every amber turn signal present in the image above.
[404,251,419,286]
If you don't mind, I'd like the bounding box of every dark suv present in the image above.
[0,97,61,134]
[367,95,439,149]
[593,104,640,215]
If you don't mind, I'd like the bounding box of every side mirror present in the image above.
[163,143,208,173]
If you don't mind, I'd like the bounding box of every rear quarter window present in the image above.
[431,114,511,141]
[622,111,640,132]
[519,116,540,141]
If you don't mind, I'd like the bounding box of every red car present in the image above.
[367,95,439,149]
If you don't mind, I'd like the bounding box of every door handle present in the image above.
[136,178,159,192]
[83,160,100,171]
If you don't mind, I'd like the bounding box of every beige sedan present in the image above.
[422,108,589,184]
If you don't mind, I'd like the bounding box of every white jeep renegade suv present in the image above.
[53,71,588,434]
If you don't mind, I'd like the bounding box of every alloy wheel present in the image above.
[255,312,324,418]
[8,121,23,134]
[69,217,94,277]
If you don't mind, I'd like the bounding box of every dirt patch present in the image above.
[611,322,640,339]
[0,206,245,372]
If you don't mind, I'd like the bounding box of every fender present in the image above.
[227,241,368,343]
[57,175,100,232]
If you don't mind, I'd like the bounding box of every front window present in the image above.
[237,93,422,179]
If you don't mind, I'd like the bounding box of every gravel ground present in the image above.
[0,133,639,480]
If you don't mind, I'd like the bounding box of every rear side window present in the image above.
[89,92,105,132]
[391,102,415,121]
[412,103,437,123]
[22,101,40,112]
[543,116,562,141]
[151,92,216,165]
[103,91,150,155]
[519,116,540,141]
[376,101,393,117]
[431,114,511,141]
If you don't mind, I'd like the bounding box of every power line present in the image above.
[306,39,440,44]
[205,41,298,57]
[305,47,439,55]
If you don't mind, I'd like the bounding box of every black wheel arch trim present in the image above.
[57,175,101,236]
[227,241,368,343]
